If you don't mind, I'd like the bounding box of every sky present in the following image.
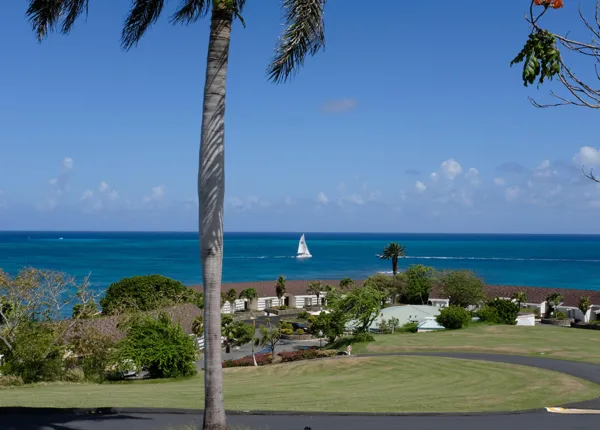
[2,1,600,233]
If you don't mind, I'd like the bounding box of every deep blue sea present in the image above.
[2,232,600,294]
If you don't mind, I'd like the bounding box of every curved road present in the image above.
[3,353,600,430]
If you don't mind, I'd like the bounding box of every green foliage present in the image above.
[336,286,384,333]
[399,322,418,334]
[485,298,520,325]
[339,277,354,290]
[310,310,347,343]
[476,306,500,324]
[378,242,407,275]
[579,296,592,315]
[278,349,336,362]
[352,332,375,343]
[298,311,310,320]
[281,328,293,335]
[4,322,65,383]
[512,291,528,307]
[403,265,435,304]
[64,367,86,383]
[511,30,561,87]
[222,319,254,350]
[378,316,401,334]
[436,306,472,330]
[279,305,288,310]
[280,321,293,330]
[113,313,197,379]
[224,288,238,313]
[364,273,404,305]
[66,325,115,383]
[555,311,568,320]
[191,315,203,336]
[295,328,305,335]
[0,375,24,387]
[257,325,281,355]
[72,301,98,319]
[546,293,563,317]
[439,270,486,308]
[307,281,323,302]
[275,275,286,300]
[239,288,258,301]
[100,275,192,315]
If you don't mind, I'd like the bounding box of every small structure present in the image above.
[515,313,535,326]
[368,305,441,331]
[427,298,449,308]
[417,317,444,332]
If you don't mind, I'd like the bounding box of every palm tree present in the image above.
[306,281,323,308]
[275,275,286,307]
[378,242,407,275]
[224,288,237,314]
[26,2,329,428]
[239,288,258,310]
[339,277,354,290]
[512,291,527,308]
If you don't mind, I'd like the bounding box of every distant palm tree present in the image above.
[26,1,329,428]
[512,291,527,308]
[378,242,407,275]
[225,288,237,314]
[307,281,323,308]
[275,275,286,306]
[546,292,564,317]
[339,277,354,290]
[239,288,258,310]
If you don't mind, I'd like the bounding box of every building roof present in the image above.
[417,317,444,330]
[190,279,363,298]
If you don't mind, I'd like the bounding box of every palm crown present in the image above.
[378,242,407,275]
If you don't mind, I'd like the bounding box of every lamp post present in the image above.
[318,330,323,349]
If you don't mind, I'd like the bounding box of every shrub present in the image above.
[298,311,310,320]
[222,353,272,368]
[0,375,24,387]
[279,305,288,310]
[100,274,192,315]
[307,315,317,324]
[64,367,86,383]
[278,349,337,363]
[485,298,519,325]
[280,321,293,331]
[113,313,197,379]
[295,329,305,335]
[439,270,485,308]
[476,306,500,324]
[555,311,568,320]
[72,301,98,319]
[398,322,418,333]
[66,325,115,383]
[280,328,293,335]
[352,332,375,343]
[436,306,472,330]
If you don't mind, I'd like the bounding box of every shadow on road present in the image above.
[1,411,151,430]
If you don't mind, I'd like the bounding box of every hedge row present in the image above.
[222,353,272,368]
[277,349,337,363]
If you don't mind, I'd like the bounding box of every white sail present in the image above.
[296,234,312,258]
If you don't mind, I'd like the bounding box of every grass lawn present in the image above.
[346,324,600,363]
[1,356,599,413]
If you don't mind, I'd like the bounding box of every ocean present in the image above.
[1,231,600,294]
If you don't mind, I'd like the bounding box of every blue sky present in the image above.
[2,1,600,233]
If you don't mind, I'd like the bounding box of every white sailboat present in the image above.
[296,234,312,259]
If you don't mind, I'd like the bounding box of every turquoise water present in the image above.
[2,232,600,293]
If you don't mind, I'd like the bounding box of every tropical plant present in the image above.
[310,310,347,343]
[485,298,520,325]
[26,0,330,427]
[512,291,528,308]
[335,286,385,333]
[257,325,281,356]
[378,242,407,275]
[339,277,354,290]
[275,275,286,306]
[224,288,238,314]
[579,296,592,317]
[545,293,564,318]
[113,313,197,379]
[436,306,472,330]
[403,265,435,304]
[439,270,486,308]
[306,281,323,308]
[239,288,258,307]
[192,315,204,336]
[363,273,404,305]
[99,274,191,315]
[221,318,254,354]
[72,301,99,319]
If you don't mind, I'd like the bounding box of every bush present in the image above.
[398,322,418,333]
[64,367,86,383]
[298,311,310,320]
[439,270,485,308]
[222,353,272,368]
[0,375,24,387]
[485,298,519,325]
[295,329,305,335]
[352,332,375,343]
[278,349,337,363]
[555,311,568,320]
[100,274,193,315]
[476,306,500,324]
[280,321,293,331]
[279,305,288,310]
[280,328,293,335]
[436,306,472,330]
[113,313,197,379]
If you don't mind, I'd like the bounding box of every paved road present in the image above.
[3,352,600,430]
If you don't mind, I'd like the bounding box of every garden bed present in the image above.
[571,322,600,330]
[540,318,572,327]
[280,334,313,340]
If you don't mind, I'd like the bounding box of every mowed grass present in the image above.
[351,324,600,363]
[1,356,599,413]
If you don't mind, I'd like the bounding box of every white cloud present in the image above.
[344,194,365,205]
[493,177,506,186]
[465,167,480,184]
[99,181,110,193]
[97,181,119,200]
[415,181,427,193]
[574,146,600,166]
[63,158,74,169]
[505,186,521,202]
[143,185,166,204]
[80,189,94,200]
[316,192,329,205]
[533,160,557,178]
[430,172,439,182]
[440,158,462,180]
[108,189,118,200]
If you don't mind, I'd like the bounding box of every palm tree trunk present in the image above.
[392,257,398,275]
[200,5,232,430]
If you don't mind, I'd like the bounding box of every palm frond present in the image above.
[122,0,165,50]
[62,0,89,34]
[170,0,210,24]
[267,0,326,84]
[27,0,65,41]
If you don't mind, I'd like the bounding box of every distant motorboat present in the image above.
[58,237,64,240]
[296,234,312,259]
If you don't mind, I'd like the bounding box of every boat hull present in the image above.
[296,254,312,259]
